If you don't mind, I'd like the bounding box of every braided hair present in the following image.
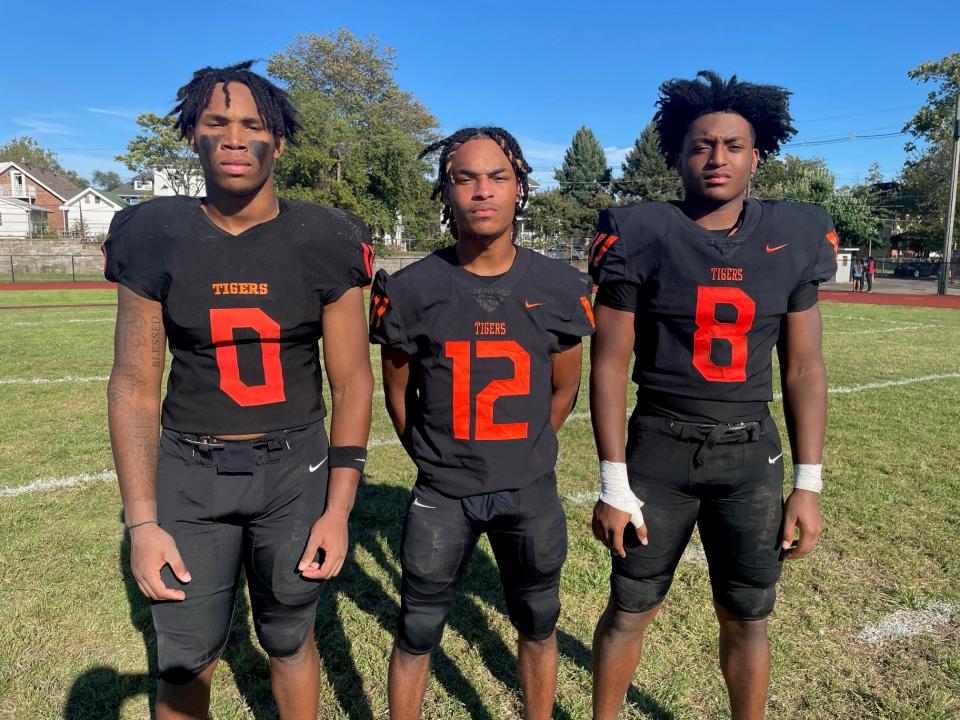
[655,70,796,168]
[419,127,532,240]
[171,60,301,144]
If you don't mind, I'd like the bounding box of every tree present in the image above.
[555,126,611,201]
[0,135,88,188]
[91,170,121,190]
[267,30,438,238]
[615,122,681,203]
[116,113,204,196]
[896,53,960,254]
[551,126,614,237]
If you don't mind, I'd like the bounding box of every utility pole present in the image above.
[939,91,960,295]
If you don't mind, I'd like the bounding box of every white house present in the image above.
[0,196,52,237]
[152,167,205,197]
[60,188,128,238]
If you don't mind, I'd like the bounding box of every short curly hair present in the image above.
[655,70,796,167]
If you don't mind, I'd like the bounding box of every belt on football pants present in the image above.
[173,423,317,473]
[632,416,764,468]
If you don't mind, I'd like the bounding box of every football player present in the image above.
[105,62,373,719]
[588,71,837,720]
[370,127,595,720]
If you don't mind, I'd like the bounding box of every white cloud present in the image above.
[11,114,75,136]
[87,107,139,120]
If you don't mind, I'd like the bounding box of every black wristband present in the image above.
[328,446,367,472]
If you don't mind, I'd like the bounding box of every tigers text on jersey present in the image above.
[370,246,595,497]
[104,196,373,434]
[589,199,838,423]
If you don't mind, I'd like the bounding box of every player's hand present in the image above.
[129,524,191,601]
[592,500,648,558]
[781,489,822,560]
[298,511,349,580]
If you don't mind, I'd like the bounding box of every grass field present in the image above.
[1,289,958,719]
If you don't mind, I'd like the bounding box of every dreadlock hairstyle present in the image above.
[418,127,532,240]
[654,70,796,168]
[171,60,301,144]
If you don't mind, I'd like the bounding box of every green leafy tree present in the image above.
[896,53,960,254]
[91,170,122,190]
[267,30,438,239]
[116,113,203,196]
[615,122,681,203]
[0,135,88,187]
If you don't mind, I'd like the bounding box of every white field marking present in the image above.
[681,545,707,564]
[824,325,936,336]
[820,313,943,326]
[564,490,597,504]
[817,372,960,397]
[8,317,114,327]
[0,470,116,497]
[0,375,109,386]
[858,601,957,645]
[6,436,406,497]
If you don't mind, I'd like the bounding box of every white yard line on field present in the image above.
[823,325,935,336]
[0,375,109,386]
[859,602,957,645]
[7,318,115,327]
[0,470,116,497]
[821,372,960,396]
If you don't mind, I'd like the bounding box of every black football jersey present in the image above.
[589,199,838,423]
[370,246,595,497]
[105,196,373,434]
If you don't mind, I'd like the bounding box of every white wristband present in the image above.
[599,461,645,527]
[792,464,823,493]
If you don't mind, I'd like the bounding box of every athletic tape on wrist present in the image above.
[599,460,645,527]
[792,463,823,493]
[328,446,367,472]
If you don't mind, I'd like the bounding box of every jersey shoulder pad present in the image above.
[589,203,665,286]
[286,199,376,301]
[103,197,187,300]
[528,252,596,344]
[369,267,416,352]
[762,200,839,284]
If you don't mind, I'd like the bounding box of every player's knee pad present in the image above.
[611,572,670,614]
[157,643,219,686]
[714,585,777,620]
[504,583,561,640]
[396,592,450,655]
[254,603,315,659]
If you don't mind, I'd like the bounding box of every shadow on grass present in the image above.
[314,478,673,720]
[64,482,672,719]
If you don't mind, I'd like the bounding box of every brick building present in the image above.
[0,162,81,234]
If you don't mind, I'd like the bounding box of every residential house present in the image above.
[0,196,52,237]
[0,162,81,233]
[113,172,154,205]
[60,188,128,238]
[152,166,205,197]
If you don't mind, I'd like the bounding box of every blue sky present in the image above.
[4,1,958,189]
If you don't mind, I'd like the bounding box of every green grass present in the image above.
[1,297,959,719]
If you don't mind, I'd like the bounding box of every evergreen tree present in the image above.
[554,126,611,203]
[615,122,680,202]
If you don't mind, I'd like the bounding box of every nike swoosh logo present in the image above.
[768,453,783,464]
[524,301,544,309]
[309,458,328,472]
[412,498,436,509]
[765,243,789,253]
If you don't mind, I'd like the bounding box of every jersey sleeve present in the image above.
[588,209,631,287]
[102,204,167,301]
[546,272,597,352]
[805,208,840,286]
[369,269,416,354]
[319,212,375,306]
